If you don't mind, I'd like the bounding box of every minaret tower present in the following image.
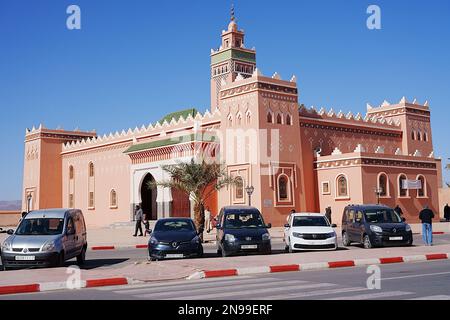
[210,6,256,111]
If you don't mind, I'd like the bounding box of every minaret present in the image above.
[210,6,256,111]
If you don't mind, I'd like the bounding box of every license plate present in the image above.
[241,245,257,249]
[165,254,184,258]
[15,256,35,261]
[389,236,403,241]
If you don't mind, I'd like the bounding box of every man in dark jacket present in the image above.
[325,207,332,224]
[419,205,435,246]
[444,204,450,222]
[133,205,144,237]
[394,205,403,217]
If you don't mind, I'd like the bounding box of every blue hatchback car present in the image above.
[147,218,203,261]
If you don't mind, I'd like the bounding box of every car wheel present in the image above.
[76,246,86,265]
[197,246,204,258]
[284,244,289,252]
[342,232,351,247]
[1,265,8,271]
[363,235,372,249]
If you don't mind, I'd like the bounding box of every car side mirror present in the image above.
[402,218,406,222]
[266,223,272,229]
[6,229,14,235]
[216,224,222,229]
[284,223,290,228]
[331,224,337,228]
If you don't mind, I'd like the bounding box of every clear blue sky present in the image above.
[0,0,449,200]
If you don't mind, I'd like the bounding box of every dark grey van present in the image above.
[341,204,413,249]
[1,209,88,270]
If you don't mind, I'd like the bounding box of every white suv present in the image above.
[284,213,338,252]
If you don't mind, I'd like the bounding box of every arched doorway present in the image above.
[141,173,157,220]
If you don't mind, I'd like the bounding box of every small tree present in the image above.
[148,159,235,239]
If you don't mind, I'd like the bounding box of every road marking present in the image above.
[119,278,304,296]
[381,271,450,281]
[255,286,370,300]
[94,275,254,291]
[163,282,336,300]
[328,290,413,300]
[410,295,450,300]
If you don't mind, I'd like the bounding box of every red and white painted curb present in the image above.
[186,252,450,280]
[0,277,138,296]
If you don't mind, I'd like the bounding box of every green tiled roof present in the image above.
[160,108,198,124]
[124,133,217,154]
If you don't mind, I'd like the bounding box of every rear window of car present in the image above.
[293,216,329,227]
[155,220,194,232]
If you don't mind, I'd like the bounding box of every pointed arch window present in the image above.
[89,162,95,177]
[69,165,75,208]
[417,175,427,198]
[398,174,408,197]
[88,162,95,209]
[69,166,74,180]
[411,131,415,140]
[336,175,349,197]
[276,113,283,124]
[235,176,244,200]
[245,111,251,124]
[278,175,289,200]
[267,111,273,124]
[110,189,118,208]
[286,114,292,125]
[423,132,428,142]
[377,173,388,197]
[417,131,422,141]
[236,113,242,126]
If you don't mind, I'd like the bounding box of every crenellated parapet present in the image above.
[61,108,222,153]
[366,96,430,119]
[298,104,402,130]
[25,124,96,143]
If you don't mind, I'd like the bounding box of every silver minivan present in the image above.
[1,209,87,270]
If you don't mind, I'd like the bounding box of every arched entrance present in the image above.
[141,173,157,220]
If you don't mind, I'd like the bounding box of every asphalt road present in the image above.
[2,258,449,300]
[1,234,450,271]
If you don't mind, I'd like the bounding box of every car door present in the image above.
[64,216,77,258]
[73,212,86,255]
[347,209,357,241]
[353,210,365,243]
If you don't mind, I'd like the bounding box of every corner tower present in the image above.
[210,8,256,111]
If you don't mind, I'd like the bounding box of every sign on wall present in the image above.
[402,179,422,190]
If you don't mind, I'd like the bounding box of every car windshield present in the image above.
[293,216,329,227]
[15,218,64,236]
[224,211,265,229]
[155,220,194,232]
[364,209,402,223]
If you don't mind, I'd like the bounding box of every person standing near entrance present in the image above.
[444,203,450,222]
[133,205,144,237]
[394,205,403,217]
[325,207,332,224]
[419,204,435,246]
[205,206,212,233]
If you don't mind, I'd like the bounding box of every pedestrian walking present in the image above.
[394,205,403,217]
[444,203,450,222]
[325,206,332,224]
[143,219,150,236]
[205,206,212,233]
[419,205,435,246]
[133,205,144,237]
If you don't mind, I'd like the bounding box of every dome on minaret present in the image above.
[228,20,238,32]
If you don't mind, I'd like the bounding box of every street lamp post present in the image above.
[245,186,255,206]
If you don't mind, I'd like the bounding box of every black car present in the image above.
[216,206,272,257]
[147,218,203,261]
[341,204,413,249]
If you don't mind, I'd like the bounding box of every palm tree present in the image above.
[148,159,235,239]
